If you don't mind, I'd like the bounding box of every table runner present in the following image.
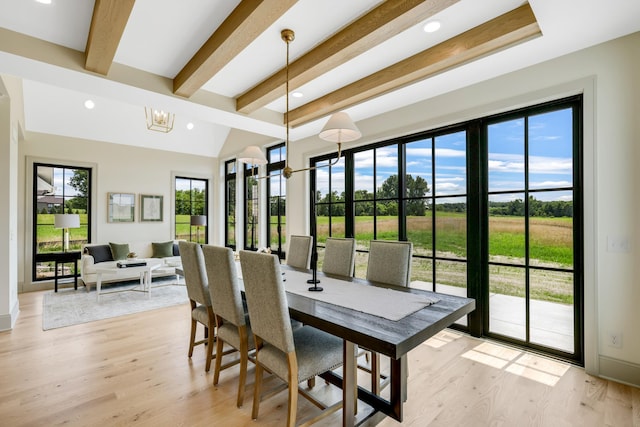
[281,268,438,321]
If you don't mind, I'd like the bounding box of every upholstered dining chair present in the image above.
[364,240,413,394]
[322,237,356,277]
[239,250,344,427]
[202,244,255,408]
[285,235,313,269]
[179,241,216,372]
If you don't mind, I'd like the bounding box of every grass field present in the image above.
[316,213,574,304]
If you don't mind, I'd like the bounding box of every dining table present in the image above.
[240,262,476,427]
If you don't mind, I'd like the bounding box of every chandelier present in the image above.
[237,29,361,179]
[144,107,175,133]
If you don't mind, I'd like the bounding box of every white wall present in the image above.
[0,79,19,331]
[284,32,640,385]
[18,133,218,291]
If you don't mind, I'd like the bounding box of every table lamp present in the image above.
[190,215,207,243]
[54,213,80,252]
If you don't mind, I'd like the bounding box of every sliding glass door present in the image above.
[485,102,580,355]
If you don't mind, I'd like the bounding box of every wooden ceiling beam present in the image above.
[288,3,541,128]
[84,0,135,75]
[173,0,297,98]
[236,0,458,114]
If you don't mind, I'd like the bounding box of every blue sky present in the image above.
[314,107,574,203]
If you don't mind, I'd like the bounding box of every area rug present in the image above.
[42,279,188,330]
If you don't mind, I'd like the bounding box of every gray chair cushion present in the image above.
[285,235,313,269]
[366,240,413,287]
[322,237,356,277]
[179,241,211,306]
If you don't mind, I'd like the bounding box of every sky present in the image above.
[315,107,574,204]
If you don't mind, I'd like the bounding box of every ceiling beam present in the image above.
[236,0,458,114]
[84,0,135,75]
[288,3,541,128]
[173,0,298,98]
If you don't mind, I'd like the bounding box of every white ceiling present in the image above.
[0,0,639,158]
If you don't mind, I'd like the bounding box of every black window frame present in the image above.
[310,95,583,364]
[224,160,237,250]
[267,143,286,258]
[174,176,209,243]
[32,162,92,282]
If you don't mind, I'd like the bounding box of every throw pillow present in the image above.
[172,243,180,256]
[152,241,174,258]
[109,242,130,261]
[85,245,114,264]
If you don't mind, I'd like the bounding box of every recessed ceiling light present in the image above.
[84,100,95,109]
[423,20,441,33]
[186,122,194,130]
[292,91,303,98]
[35,0,52,4]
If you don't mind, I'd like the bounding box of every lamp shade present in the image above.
[190,215,207,226]
[54,213,80,229]
[237,146,267,165]
[319,112,361,143]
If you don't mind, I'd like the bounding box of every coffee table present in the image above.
[94,260,162,301]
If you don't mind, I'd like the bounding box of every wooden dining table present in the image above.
[275,265,476,427]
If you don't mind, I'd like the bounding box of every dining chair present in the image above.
[285,235,313,269]
[239,250,344,427]
[202,244,255,408]
[322,237,356,277]
[179,241,216,372]
[364,240,413,394]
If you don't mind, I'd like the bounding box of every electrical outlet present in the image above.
[607,236,631,253]
[608,332,623,348]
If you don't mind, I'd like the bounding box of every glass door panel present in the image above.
[530,269,574,352]
[489,264,526,340]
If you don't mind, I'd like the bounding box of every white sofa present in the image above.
[81,241,182,289]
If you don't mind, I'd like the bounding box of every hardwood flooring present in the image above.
[1,290,638,426]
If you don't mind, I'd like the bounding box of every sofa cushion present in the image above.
[85,244,114,264]
[152,241,174,258]
[173,243,180,256]
[109,242,130,260]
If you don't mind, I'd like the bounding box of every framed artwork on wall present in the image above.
[108,192,135,222]
[140,194,163,222]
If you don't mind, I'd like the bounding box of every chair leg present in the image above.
[188,318,197,357]
[188,301,197,357]
[252,362,264,420]
[213,337,224,385]
[237,327,249,408]
[205,324,215,372]
[286,352,299,427]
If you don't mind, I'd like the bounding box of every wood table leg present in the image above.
[343,340,356,427]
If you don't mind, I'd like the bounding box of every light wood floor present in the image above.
[1,291,639,427]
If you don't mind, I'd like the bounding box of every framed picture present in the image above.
[140,194,163,222]
[108,192,135,223]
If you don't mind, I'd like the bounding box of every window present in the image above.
[485,104,579,354]
[175,177,208,243]
[33,163,91,282]
[224,160,237,249]
[310,95,582,363]
[312,153,345,269]
[267,143,286,257]
[244,163,259,250]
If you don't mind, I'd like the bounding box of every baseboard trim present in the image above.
[598,355,640,388]
[0,298,20,332]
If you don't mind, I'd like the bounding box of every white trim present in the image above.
[25,156,98,289]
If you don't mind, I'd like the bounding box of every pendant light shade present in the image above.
[319,112,361,143]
